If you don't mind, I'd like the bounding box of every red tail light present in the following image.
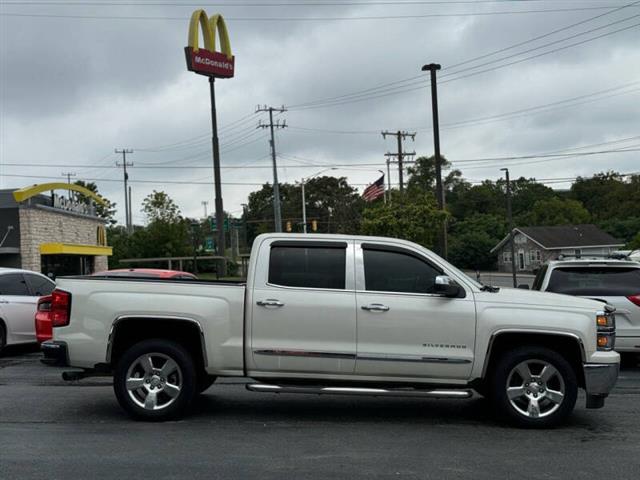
[628,295,640,307]
[35,295,53,343]
[51,289,72,327]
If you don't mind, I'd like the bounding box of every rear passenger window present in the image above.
[269,246,346,289]
[24,274,55,296]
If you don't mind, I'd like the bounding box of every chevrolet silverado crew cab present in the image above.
[42,234,619,427]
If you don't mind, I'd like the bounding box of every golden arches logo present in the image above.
[185,10,235,78]
[96,225,107,246]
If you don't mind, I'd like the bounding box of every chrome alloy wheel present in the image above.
[506,359,565,419]
[125,353,183,411]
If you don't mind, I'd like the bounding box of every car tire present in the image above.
[0,322,6,356]
[197,374,217,393]
[113,339,197,421]
[489,346,578,428]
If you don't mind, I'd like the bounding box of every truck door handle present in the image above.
[361,303,390,312]
[257,299,284,308]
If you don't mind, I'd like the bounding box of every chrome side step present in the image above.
[246,383,473,399]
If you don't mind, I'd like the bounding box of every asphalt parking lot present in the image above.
[1,347,640,480]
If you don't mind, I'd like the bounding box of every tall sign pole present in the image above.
[422,63,447,259]
[185,10,235,276]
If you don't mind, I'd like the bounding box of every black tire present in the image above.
[113,339,197,421]
[489,346,578,428]
[0,322,6,356]
[197,374,217,393]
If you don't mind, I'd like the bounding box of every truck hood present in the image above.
[475,287,605,312]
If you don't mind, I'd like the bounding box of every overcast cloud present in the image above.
[1,0,639,225]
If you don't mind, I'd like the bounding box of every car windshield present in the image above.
[547,266,640,296]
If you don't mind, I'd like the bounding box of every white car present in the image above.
[43,233,619,428]
[0,268,56,353]
[532,258,640,353]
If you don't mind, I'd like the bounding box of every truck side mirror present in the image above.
[434,275,461,298]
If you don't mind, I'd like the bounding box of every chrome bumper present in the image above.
[583,362,619,409]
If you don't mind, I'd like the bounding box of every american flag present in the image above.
[362,174,385,202]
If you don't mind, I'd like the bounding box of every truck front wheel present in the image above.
[490,346,578,428]
[114,339,197,421]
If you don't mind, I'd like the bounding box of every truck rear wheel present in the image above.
[489,346,577,428]
[114,339,197,421]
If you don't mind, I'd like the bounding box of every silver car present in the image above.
[0,268,56,354]
[533,259,640,353]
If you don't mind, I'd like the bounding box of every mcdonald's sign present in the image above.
[184,10,235,78]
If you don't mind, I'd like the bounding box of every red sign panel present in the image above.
[184,47,235,78]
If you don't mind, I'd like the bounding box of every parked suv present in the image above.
[532,258,640,353]
[0,268,56,354]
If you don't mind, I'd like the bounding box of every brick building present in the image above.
[491,224,624,273]
[0,183,112,276]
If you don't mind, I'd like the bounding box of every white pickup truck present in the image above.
[42,233,619,427]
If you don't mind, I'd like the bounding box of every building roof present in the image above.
[491,224,624,253]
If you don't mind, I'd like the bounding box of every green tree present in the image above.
[245,176,364,242]
[142,190,181,223]
[361,192,447,248]
[448,214,506,270]
[74,180,117,225]
[527,197,591,226]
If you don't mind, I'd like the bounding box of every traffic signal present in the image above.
[311,220,318,232]
[286,221,292,232]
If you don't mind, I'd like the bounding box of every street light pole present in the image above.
[421,62,447,259]
[501,168,517,288]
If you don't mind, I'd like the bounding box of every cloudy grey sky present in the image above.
[1,0,639,225]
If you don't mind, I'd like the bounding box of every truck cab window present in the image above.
[269,246,346,289]
[363,248,441,294]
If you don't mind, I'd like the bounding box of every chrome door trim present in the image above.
[106,315,208,367]
[253,349,356,360]
[356,353,471,364]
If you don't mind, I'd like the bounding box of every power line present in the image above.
[440,21,640,84]
[283,0,640,110]
[4,5,639,22]
[1,1,630,6]
[440,12,640,80]
[443,0,640,72]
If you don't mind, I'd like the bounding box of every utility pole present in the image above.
[422,62,447,259]
[61,172,76,199]
[386,158,392,202]
[115,149,133,233]
[201,201,208,219]
[382,131,416,192]
[128,186,133,233]
[501,168,517,288]
[256,105,287,232]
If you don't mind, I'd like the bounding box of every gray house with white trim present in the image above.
[490,224,624,273]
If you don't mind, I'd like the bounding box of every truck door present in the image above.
[354,242,476,380]
[249,239,356,375]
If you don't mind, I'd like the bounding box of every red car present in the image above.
[91,268,198,280]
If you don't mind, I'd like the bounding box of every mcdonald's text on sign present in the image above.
[184,10,235,78]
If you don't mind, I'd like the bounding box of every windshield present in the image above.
[547,266,640,296]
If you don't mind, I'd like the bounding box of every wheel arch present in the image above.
[107,316,208,371]
[481,330,586,388]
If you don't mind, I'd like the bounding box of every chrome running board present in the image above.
[246,383,472,399]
